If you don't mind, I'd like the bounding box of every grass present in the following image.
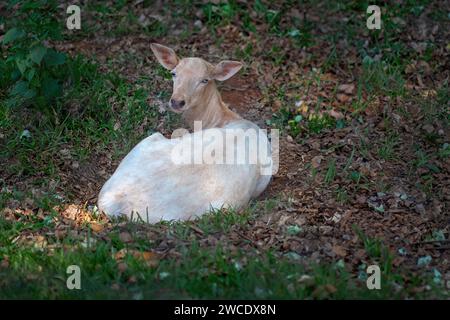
[0,54,163,181]
[324,159,337,184]
[377,132,399,161]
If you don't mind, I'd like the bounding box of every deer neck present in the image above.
[182,83,241,130]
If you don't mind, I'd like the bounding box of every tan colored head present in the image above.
[150,43,243,114]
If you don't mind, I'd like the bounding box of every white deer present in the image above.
[98,43,273,223]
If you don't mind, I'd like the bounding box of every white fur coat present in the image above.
[98,120,272,223]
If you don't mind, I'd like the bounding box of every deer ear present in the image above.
[212,61,243,81]
[150,43,179,70]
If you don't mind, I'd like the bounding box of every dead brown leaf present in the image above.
[332,245,347,257]
[117,262,128,273]
[114,248,128,261]
[0,257,9,268]
[327,109,344,120]
[337,84,355,95]
[138,251,160,268]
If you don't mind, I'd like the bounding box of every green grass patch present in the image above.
[0,212,447,299]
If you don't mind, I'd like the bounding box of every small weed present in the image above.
[324,159,337,184]
[1,1,68,108]
[361,59,405,97]
[353,226,394,276]
[336,188,349,204]
[377,133,399,160]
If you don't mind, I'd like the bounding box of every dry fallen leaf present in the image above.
[311,141,320,150]
[34,235,47,249]
[114,249,160,268]
[114,248,128,261]
[324,284,337,294]
[298,274,314,286]
[111,283,120,290]
[332,245,347,257]
[327,109,344,120]
[337,83,355,95]
[119,232,132,243]
[311,156,323,168]
[312,284,337,298]
[55,228,67,239]
[134,251,160,268]
[0,257,9,268]
[337,93,350,103]
[273,99,282,110]
[117,262,128,273]
[90,222,104,233]
[422,124,434,134]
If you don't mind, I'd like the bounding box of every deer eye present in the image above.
[201,79,209,84]
[171,72,176,78]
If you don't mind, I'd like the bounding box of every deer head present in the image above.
[150,43,243,128]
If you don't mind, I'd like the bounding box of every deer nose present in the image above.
[170,99,185,110]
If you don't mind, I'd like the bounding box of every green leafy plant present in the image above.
[1,0,68,108]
